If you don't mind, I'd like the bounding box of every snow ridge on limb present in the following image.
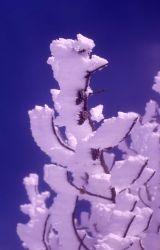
[18,34,160,250]
[29,105,74,165]
[88,112,138,148]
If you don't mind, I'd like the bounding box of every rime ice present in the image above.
[17,34,160,250]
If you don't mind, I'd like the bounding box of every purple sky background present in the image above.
[1,0,160,249]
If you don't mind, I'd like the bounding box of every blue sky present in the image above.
[1,0,160,249]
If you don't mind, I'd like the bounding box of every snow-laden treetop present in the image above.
[47,34,107,87]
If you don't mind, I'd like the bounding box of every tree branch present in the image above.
[99,149,110,174]
[130,200,137,212]
[72,196,90,250]
[120,117,138,143]
[143,213,153,232]
[139,240,145,250]
[77,64,107,130]
[79,234,87,250]
[131,160,148,184]
[42,214,51,250]
[51,116,75,152]
[144,171,155,185]
[138,187,151,208]
[69,180,115,202]
[122,242,133,250]
[123,215,136,238]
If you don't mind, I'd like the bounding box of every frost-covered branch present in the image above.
[18,34,160,250]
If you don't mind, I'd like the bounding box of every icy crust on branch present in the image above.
[18,34,160,250]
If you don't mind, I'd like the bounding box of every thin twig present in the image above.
[122,242,133,250]
[157,224,160,233]
[66,171,115,202]
[72,196,90,250]
[78,63,107,131]
[120,117,138,143]
[131,160,148,184]
[139,240,145,250]
[143,213,153,232]
[138,188,151,208]
[144,171,155,185]
[145,185,152,201]
[42,214,51,250]
[99,149,110,174]
[130,200,137,212]
[51,117,75,152]
[123,215,136,238]
[90,89,107,95]
[79,234,87,250]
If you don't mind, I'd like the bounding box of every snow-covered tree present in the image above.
[17,34,160,250]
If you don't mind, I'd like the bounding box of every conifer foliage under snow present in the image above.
[17,34,160,250]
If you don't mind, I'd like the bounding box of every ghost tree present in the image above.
[17,34,160,250]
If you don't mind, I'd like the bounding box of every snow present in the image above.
[143,100,158,123]
[88,112,138,148]
[44,164,76,194]
[152,71,160,94]
[115,191,137,211]
[17,174,50,250]
[142,233,160,250]
[90,104,104,122]
[128,207,152,235]
[74,33,95,52]
[111,155,150,190]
